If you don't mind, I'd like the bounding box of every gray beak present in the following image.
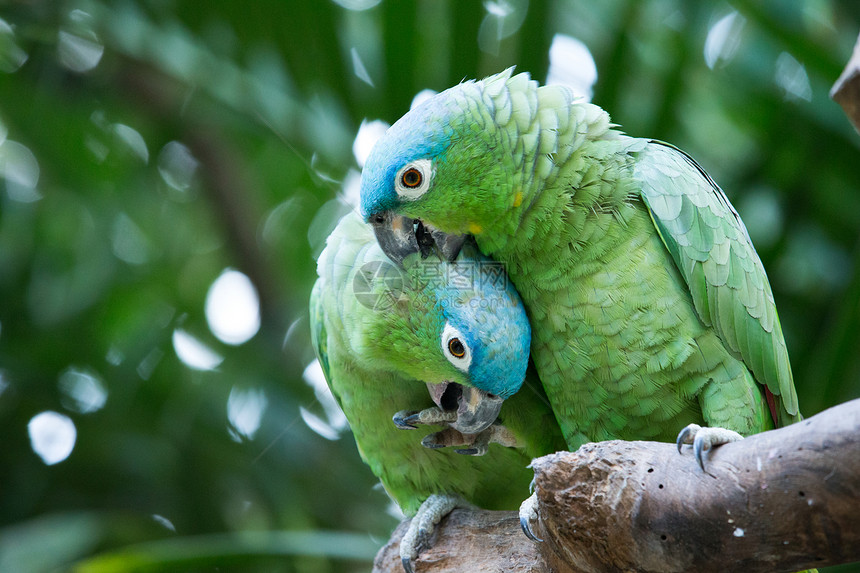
[371,211,467,267]
[416,221,468,263]
[370,212,420,267]
[426,382,504,434]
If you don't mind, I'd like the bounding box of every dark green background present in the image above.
[0,1,858,571]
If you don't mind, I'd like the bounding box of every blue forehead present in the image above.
[436,257,531,398]
[359,97,455,219]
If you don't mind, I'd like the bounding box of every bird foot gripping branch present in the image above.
[676,423,745,471]
[399,494,462,573]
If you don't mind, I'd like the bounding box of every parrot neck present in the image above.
[478,136,642,262]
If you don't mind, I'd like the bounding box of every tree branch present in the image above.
[373,398,860,573]
[373,509,554,573]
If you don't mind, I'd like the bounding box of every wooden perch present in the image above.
[373,398,860,573]
[832,32,860,131]
[373,510,549,573]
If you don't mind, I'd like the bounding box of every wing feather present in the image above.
[634,141,799,419]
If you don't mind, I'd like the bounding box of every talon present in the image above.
[393,410,419,430]
[421,435,447,449]
[401,556,414,573]
[520,515,543,543]
[676,424,743,471]
[518,493,543,543]
[693,436,708,471]
[454,446,482,456]
[676,423,700,453]
[392,408,457,430]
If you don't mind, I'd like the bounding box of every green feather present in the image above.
[310,212,565,514]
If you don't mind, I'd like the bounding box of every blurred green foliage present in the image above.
[0,1,858,571]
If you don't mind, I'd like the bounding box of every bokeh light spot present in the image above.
[352,119,389,168]
[227,386,268,441]
[28,411,77,465]
[111,123,149,163]
[351,47,374,87]
[58,367,108,414]
[0,18,28,73]
[775,52,812,101]
[111,213,154,265]
[478,0,528,56]
[58,11,104,73]
[410,89,437,110]
[546,34,597,100]
[704,11,745,69]
[158,141,199,196]
[302,360,348,436]
[0,139,41,202]
[151,514,177,533]
[205,269,260,346]
[172,329,223,371]
[332,0,382,10]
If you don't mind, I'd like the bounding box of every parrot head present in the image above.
[420,245,531,433]
[360,68,540,265]
[360,223,531,434]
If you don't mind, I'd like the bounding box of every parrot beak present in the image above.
[371,211,467,267]
[370,212,420,267]
[415,220,468,263]
[426,382,504,434]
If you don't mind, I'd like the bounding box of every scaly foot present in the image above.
[420,423,520,456]
[400,494,460,573]
[676,423,743,470]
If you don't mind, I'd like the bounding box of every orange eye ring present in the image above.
[401,167,423,188]
[448,338,466,358]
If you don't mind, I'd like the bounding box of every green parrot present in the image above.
[310,210,566,571]
[359,68,803,469]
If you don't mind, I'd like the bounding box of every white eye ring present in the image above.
[441,322,472,373]
[394,159,433,200]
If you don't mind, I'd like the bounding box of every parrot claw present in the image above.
[420,434,447,449]
[392,408,457,431]
[392,410,420,430]
[676,423,744,470]
[675,424,695,453]
[454,445,486,456]
[399,494,460,573]
[518,493,543,543]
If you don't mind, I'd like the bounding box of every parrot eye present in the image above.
[442,322,472,373]
[448,338,466,358]
[394,159,433,201]
[401,168,422,188]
